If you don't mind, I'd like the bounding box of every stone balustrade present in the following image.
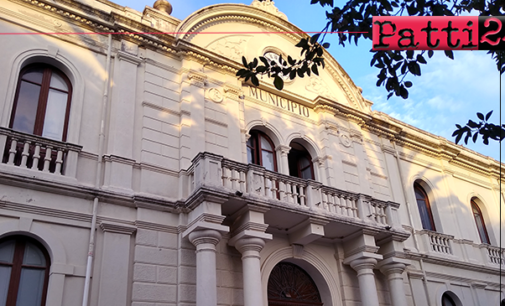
[485,245,504,265]
[188,152,401,228]
[0,127,82,176]
[418,230,454,255]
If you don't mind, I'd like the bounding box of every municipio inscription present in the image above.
[247,87,310,117]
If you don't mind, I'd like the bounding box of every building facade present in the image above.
[0,0,504,305]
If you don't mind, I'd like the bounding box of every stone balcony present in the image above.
[0,127,82,179]
[185,152,407,241]
[415,229,505,268]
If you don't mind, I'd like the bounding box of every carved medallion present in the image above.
[206,88,224,103]
[340,134,352,147]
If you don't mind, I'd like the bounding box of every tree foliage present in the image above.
[236,0,505,145]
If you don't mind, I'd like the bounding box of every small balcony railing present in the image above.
[486,245,504,265]
[0,128,82,176]
[418,230,454,255]
[187,152,401,228]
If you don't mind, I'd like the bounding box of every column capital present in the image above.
[235,237,266,259]
[349,257,378,273]
[189,229,222,248]
[275,145,291,155]
[377,257,410,277]
[312,156,326,167]
[379,263,406,277]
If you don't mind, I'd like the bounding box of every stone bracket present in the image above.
[288,218,327,246]
[182,221,229,239]
[343,251,383,266]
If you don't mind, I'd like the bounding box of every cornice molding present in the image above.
[100,221,137,235]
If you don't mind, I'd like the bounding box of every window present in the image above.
[471,200,490,244]
[263,52,290,81]
[0,236,50,306]
[11,64,72,142]
[268,262,322,306]
[414,183,436,231]
[288,142,314,180]
[247,130,277,172]
[441,293,457,306]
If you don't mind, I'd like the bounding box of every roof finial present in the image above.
[153,0,172,15]
[250,0,287,20]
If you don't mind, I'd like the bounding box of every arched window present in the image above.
[288,142,314,180]
[11,64,72,142]
[414,183,436,231]
[268,262,322,306]
[0,236,50,306]
[247,130,277,172]
[471,200,490,244]
[441,293,457,306]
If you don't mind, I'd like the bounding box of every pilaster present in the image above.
[180,70,208,169]
[108,49,142,158]
[350,131,372,195]
[106,48,142,193]
[314,106,339,188]
[97,222,137,306]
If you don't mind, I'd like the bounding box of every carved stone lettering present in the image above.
[247,86,310,117]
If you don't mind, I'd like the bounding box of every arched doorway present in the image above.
[268,262,323,306]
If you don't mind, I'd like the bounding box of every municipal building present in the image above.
[0,0,503,305]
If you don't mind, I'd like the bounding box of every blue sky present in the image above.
[114,0,503,162]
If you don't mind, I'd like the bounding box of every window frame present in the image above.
[441,293,457,306]
[287,143,315,180]
[414,183,437,231]
[0,235,50,306]
[297,154,314,180]
[471,200,490,244]
[10,64,73,142]
[247,130,278,172]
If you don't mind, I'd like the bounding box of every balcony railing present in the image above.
[187,152,401,228]
[0,128,82,176]
[418,230,454,255]
[486,245,504,265]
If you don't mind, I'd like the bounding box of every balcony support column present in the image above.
[229,205,272,306]
[347,257,381,306]
[234,238,266,306]
[378,260,409,306]
[343,231,383,306]
[189,230,222,306]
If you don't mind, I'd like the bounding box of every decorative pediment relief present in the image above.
[306,77,340,103]
[207,36,251,61]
